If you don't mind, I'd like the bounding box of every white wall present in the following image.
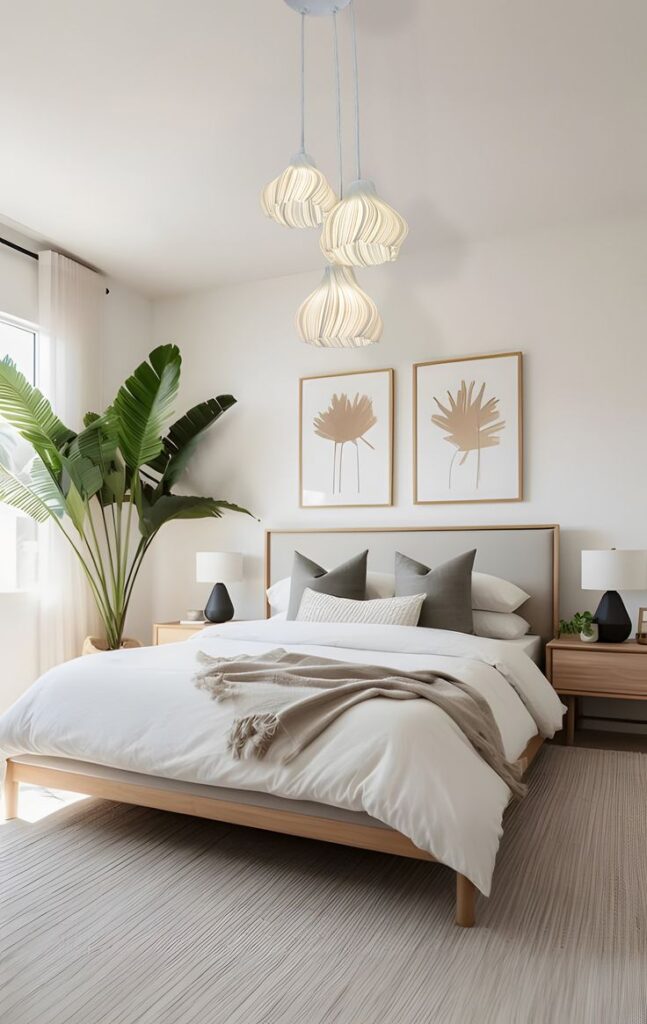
[148,217,647,644]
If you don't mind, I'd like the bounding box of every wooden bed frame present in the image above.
[2,734,543,928]
[2,523,558,928]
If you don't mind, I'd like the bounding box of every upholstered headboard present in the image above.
[264,524,559,645]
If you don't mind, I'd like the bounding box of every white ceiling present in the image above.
[1,0,645,296]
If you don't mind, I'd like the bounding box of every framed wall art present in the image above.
[299,368,394,508]
[413,352,523,504]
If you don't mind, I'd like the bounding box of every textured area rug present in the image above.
[1,747,646,1024]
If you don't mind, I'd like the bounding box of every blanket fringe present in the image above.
[193,672,237,702]
[228,713,280,759]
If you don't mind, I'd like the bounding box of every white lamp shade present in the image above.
[581,549,647,591]
[320,179,408,268]
[260,152,337,229]
[196,551,243,584]
[296,265,382,348]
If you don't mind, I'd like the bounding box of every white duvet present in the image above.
[0,620,564,894]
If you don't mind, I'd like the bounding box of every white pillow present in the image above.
[296,588,425,627]
[472,609,530,640]
[267,571,396,614]
[266,576,292,615]
[471,572,530,614]
[365,571,396,599]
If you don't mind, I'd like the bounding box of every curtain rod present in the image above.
[0,235,110,295]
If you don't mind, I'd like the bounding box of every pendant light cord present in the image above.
[299,12,306,154]
[333,11,343,197]
[350,0,361,181]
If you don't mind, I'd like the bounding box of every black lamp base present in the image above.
[594,590,631,643]
[204,582,234,623]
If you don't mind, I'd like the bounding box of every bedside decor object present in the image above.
[414,353,523,504]
[0,345,251,651]
[637,607,647,645]
[299,369,393,507]
[559,611,597,643]
[581,549,647,643]
[197,551,243,623]
[185,609,206,623]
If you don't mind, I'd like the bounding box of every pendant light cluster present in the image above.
[260,0,407,348]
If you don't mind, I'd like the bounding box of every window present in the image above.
[0,314,38,591]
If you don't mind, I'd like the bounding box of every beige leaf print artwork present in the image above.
[313,392,377,494]
[431,380,505,489]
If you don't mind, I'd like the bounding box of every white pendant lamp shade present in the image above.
[296,264,382,348]
[260,152,337,229]
[320,178,408,267]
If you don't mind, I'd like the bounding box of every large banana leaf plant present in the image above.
[0,344,251,650]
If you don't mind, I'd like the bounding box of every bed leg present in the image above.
[2,765,19,820]
[455,873,476,927]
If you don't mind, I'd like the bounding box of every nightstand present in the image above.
[546,637,647,744]
[153,621,208,645]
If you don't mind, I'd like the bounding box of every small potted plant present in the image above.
[559,611,598,643]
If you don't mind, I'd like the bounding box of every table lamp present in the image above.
[581,549,647,642]
[196,551,243,623]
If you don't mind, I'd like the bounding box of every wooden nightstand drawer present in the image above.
[153,623,207,645]
[552,648,647,698]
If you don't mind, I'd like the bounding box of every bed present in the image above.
[1,524,563,927]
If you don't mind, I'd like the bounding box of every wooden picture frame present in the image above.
[413,352,523,505]
[299,368,394,509]
[637,607,647,644]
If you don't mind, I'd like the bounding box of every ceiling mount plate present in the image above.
[284,0,352,15]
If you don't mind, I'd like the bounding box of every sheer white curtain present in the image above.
[38,251,105,672]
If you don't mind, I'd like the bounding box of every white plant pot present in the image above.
[580,624,598,643]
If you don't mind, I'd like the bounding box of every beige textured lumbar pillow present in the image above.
[296,588,425,627]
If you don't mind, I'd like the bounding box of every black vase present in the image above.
[594,590,632,643]
[204,582,234,623]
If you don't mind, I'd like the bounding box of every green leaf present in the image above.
[147,396,236,489]
[139,493,253,538]
[65,480,87,533]
[102,459,126,505]
[112,345,181,472]
[61,452,103,500]
[29,457,66,518]
[0,357,75,473]
[0,459,64,523]
[70,416,118,472]
[83,411,101,428]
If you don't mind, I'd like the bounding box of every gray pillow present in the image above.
[287,550,369,620]
[394,549,476,633]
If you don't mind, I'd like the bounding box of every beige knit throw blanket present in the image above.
[194,648,529,798]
